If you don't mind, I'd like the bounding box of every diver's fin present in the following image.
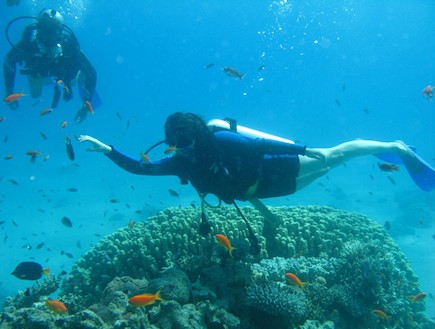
[375,146,417,165]
[401,150,435,191]
[376,146,435,191]
[77,72,102,108]
[78,86,102,109]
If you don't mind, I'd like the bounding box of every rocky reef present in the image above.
[1,205,433,328]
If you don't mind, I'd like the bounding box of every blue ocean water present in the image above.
[0,0,434,320]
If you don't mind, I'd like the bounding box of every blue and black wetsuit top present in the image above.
[106,130,306,204]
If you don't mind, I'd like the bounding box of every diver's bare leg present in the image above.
[295,140,409,191]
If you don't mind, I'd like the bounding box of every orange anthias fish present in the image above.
[285,272,307,288]
[128,291,163,307]
[140,153,150,163]
[372,309,391,319]
[407,292,427,302]
[56,79,70,94]
[422,85,433,99]
[4,90,26,103]
[378,162,399,172]
[215,233,236,258]
[85,100,95,114]
[45,299,68,314]
[61,121,68,128]
[164,146,177,154]
[128,219,135,228]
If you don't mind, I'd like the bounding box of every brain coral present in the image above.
[52,205,432,328]
[60,206,265,306]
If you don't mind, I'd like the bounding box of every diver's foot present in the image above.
[394,140,414,158]
[74,107,88,124]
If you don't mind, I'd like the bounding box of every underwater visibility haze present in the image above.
[0,1,434,328]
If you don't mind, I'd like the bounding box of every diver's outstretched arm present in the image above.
[296,140,409,191]
[78,135,111,153]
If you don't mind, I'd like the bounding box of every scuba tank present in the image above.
[207,118,295,145]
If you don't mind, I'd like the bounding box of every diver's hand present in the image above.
[304,148,325,160]
[78,135,111,154]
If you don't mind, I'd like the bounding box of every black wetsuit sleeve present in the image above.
[61,41,96,103]
[3,38,30,96]
[215,131,306,155]
[76,51,96,102]
[105,147,183,176]
[3,47,20,96]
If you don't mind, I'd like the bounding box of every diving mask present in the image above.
[37,41,63,59]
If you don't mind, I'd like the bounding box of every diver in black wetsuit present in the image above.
[78,112,428,254]
[78,112,417,203]
[79,112,307,204]
[3,9,97,123]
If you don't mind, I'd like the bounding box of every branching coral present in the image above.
[4,275,61,309]
[246,280,308,323]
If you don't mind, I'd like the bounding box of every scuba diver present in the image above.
[3,9,97,123]
[78,112,435,253]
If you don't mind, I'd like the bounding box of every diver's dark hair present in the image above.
[164,112,219,165]
[164,112,208,147]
